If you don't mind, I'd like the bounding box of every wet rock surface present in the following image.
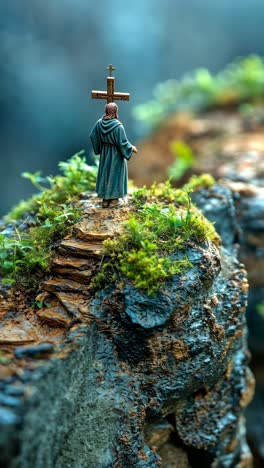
[192,182,264,358]
[0,195,254,467]
[132,109,264,465]
[131,109,264,354]
[246,364,264,467]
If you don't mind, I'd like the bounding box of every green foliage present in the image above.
[0,232,35,283]
[32,202,81,244]
[7,151,97,221]
[32,299,50,309]
[0,204,81,289]
[132,180,191,207]
[0,152,96,289]
[133,55,264,128]
[168,140,194,180]
[92,185,219,295]
[182,174,216,191]
[0,230,48,290]
[132,176,215,207]
[120,240,191,295]
[7,195,41,221]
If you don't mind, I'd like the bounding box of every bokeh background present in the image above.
[1,1,264,465]
[1,0,264,215]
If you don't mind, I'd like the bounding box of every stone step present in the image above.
[42,278,85,294]
[72,224,114,242]
[52,256,90,270]
[37,306,71,328]
[53,267,93,284]
[54,292,86,317]
[58,238,104,258]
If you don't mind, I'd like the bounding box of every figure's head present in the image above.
[103,102,119,120]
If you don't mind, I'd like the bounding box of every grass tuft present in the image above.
[92,181,219,295]
[0,152,97,290]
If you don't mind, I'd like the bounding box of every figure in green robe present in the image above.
[90,102,138,208]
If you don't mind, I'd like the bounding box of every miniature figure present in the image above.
[90,65,138,208]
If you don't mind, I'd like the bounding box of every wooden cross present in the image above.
[91,64,130,104]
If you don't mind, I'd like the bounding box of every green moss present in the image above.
[92,182,219,295]
[182,174,216,191]
[0,152,97,290]
[0,203,81,291]
[119,241,192,295]
[6,151,97,221]
[133,55,264,128]
[7,195,41,221]
[132,180,191,207]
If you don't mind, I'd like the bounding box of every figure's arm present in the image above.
[89,122,101,155]
[115,125,136,160]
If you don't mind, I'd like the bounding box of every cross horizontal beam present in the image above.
[91,91,108,99]
[92,76,130,103]
[112,92,130,101]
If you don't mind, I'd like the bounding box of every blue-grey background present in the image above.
[1,0,264,215]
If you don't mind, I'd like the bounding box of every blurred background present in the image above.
[1,2,264,464]
[1,0,264,215]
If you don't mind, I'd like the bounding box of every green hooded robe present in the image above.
[90,118,133,199]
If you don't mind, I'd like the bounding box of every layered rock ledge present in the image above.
[130,110,264,353]
[0,193,254,467]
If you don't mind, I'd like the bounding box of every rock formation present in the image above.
[131,106,264,361]
[130,107,264,463]
[0,189,254,467]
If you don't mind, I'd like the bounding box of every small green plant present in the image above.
[132,177,215,207]
[7,195,41,221]
[6,151,97,221]
[92,184,219,295]
[132,180,190,206]
[119,240,191,295]
[168,140,194,180]
[182,174,216,191]
[133,55,264,128]
[0,203,81,289]
[32,299,50,309]
[0,152,97,290]
[0,232,35,284]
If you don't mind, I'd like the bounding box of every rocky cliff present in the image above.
[0,186,255,467]
[130,107,264,464]
[129,110,264,347]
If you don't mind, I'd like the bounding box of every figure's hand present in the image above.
[132,146,138,153]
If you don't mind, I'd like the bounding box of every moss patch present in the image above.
[92,181,219,295]
[6,151,97,222]
[0,152,97,290]
[182,174,216,192]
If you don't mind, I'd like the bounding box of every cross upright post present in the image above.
[107,64,116,77]
[91,64,130,104]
